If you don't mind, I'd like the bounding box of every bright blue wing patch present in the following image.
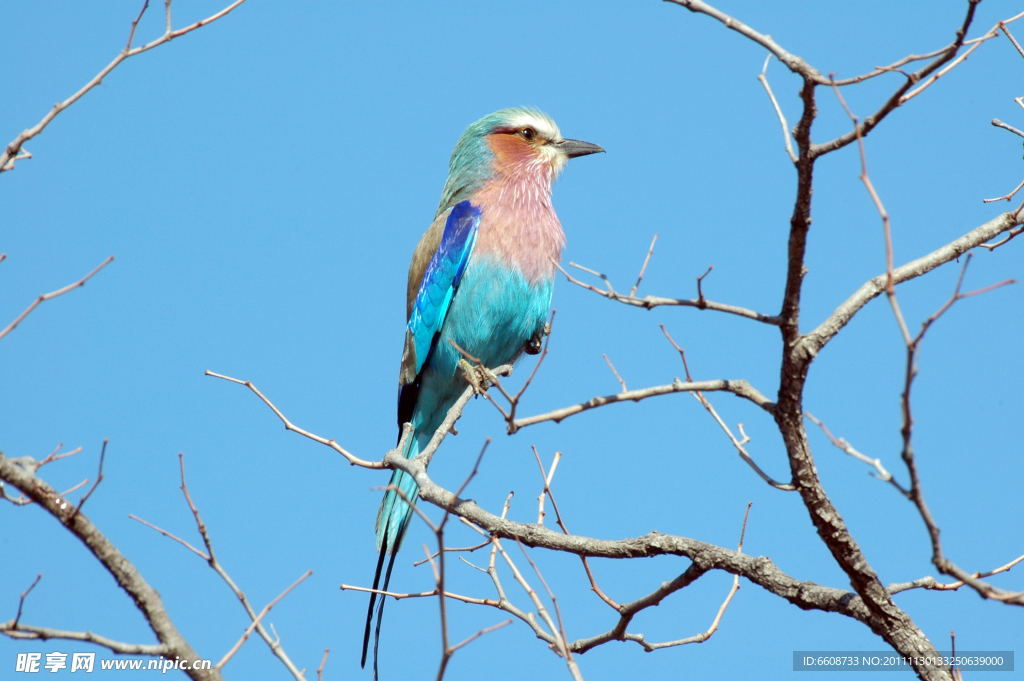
[407,200,480,375]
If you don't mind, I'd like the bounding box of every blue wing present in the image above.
[397,200,479,432]
[408,200,480,374]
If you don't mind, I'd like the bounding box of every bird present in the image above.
[361,107,603,676]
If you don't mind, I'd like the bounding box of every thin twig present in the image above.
[830,78,913,347]
[316,649,329,681]
[0,257,114,342]
[979,225,1024,251]
[901,32,995,104]
[216,570,313,670]
[11,574,43,630]
[553,259,781,324]
[129,514,209,560]
[37,444,84,469]
[448,619,513,653]
[1001,23,1024,60]
[602,355,628,393]
[126,0,151,50]
[168,452,309,679]
[983,177,1024,203]
[513,375,775,431]
[898,254,1020,605]
[59,479,89,498]
[629,234,659,297]
[643,505,749,650]
[531,447,620,611]
[572,502,752,654]
[445,438,492,526]
[1,1,250,173]
[67,439,107,523]
[992,118,1024,138]
[758,54,798,163]
[435,438,492,681]
[661,325,794,491]
[414,540,491,567]
[511,538,584,681]
[695,266,713,307]
[339,584,498,607]
[205,371,383,468]
[804,412,909,496]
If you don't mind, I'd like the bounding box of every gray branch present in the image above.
[511,378,775,431]
[992,118,1024,139]
[804,209,1024,357]
[382,451,871,620]
[0,452,221,681]
[0,623,166,657]
[0,1,250,174]
[664,0,826,83]
[556,260,782,324]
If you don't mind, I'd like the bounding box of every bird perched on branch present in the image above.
[361,107,603,675]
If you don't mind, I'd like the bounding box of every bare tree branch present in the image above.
[10,574,42,631]
[0,451,218,680]
[661,326,794,491]
[205,371,385,469]
[511,378,775,432]
[983,177,1024,203]
[664,0,825,82]
[629,233,658,297]
[554,259,782,324]
[2,623,167,656]
[804,412,908,496]
[894,255,1021,605]
[448,619,512,654]
[811,3,984,158]
[571,503,751,653]
[67,439,107,524]
[1,445,85,506]
[992,117,1024,138]
[531,447,620,611]
[0,257,113,342]
[805,209,1024,357]
[886,550,1024,596]
[758,55,798,163]
[316,649,329,681]
[131,453,311,680]
[1,0,250,173]
[216,570,313,672]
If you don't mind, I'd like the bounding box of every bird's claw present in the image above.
[524,335,542,355]
[458,359,498,395]
[524,324,550,355]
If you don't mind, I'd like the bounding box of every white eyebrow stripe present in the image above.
[504,112,561,141]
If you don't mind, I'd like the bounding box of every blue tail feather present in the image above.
[375,427,426,553]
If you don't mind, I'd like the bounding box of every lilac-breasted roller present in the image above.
[362,107,603,672]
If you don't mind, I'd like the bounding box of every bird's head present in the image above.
[438,107,604,216]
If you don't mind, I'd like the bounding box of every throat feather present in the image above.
[472,164,564,284]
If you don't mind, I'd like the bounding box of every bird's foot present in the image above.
[458,358,498,395]
[524,335,542,355]
[524,323,550,356]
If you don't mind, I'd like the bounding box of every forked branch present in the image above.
[1,0,250,173]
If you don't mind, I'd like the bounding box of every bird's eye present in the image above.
[520,127,535,140]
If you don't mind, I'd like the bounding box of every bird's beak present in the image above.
[555,138,605,159]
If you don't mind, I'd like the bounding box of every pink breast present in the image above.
[471,158,565,284]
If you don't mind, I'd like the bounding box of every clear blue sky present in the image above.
[2,1,1021,679]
